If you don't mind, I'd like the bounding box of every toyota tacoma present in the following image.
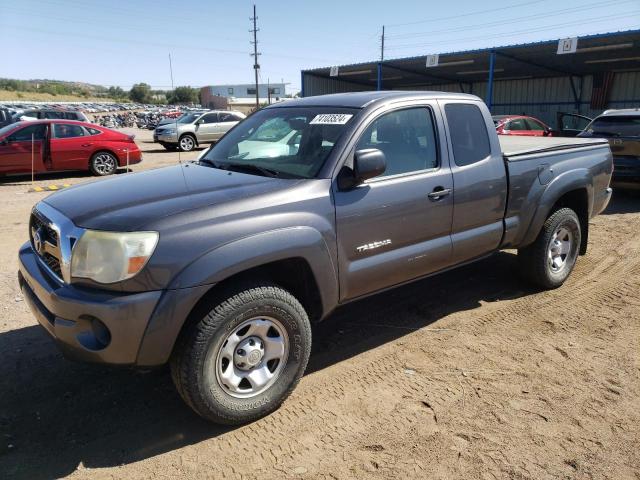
[18,91,613,424]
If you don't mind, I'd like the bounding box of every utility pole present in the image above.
[380,25,385,61]
[250,4,261,109]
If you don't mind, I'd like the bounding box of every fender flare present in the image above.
[519,168,593,248]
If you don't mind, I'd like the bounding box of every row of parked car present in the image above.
[494,110,640,185]
[0,101,638,184]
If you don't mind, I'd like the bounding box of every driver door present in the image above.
[334,104,454,301]
[0,124,47,174]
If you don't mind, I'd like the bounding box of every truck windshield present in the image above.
[582,116,640,138]
[201,107,358,179]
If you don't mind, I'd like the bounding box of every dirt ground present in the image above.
[0,129,638,480]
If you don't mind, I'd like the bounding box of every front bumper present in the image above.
[18,242,162,365]
[154,131,178,144]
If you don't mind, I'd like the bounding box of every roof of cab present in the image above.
[270,91,482,109]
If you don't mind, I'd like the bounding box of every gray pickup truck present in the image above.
[18,91,612,425]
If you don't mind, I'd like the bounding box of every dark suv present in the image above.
[0,107,11,128]
[578,109,640,185]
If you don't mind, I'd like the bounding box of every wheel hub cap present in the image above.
[548,227,572,272]
[214,317,289,398]
[234,336,264,370]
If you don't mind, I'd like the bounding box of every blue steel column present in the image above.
[300,71,305,97]
[486,51,496,112]
[377,62,383,91]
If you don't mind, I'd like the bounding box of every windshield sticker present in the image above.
[309,114,353,125]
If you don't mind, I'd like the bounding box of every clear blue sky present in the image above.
[1,0,638,93]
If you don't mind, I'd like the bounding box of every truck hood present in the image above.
[43,164,299,231]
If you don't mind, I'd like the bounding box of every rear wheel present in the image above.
[518,207,581,289]
[178,134,196,152]
[89,151,118,176]
[170,283,312,425]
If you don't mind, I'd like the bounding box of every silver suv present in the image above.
[154,110,246,151]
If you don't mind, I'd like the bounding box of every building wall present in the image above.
[207,83,286,99]
[302,71,640,127]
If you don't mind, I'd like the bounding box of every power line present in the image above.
[385,11,640,50]
[385,0,634,39]
[385,0,553,27]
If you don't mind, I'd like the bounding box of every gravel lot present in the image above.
[0,129,639,479]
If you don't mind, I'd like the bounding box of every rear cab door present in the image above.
[50,123,91,170]
[334,100,454,300]
[439,100,508,264]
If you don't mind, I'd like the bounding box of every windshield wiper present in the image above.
[222,162,280,177]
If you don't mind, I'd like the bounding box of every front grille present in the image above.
[30,214,59,246]
[42,253,63,278]
[29,211,62,280]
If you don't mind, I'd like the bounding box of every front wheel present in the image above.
[178,134,196,152]
[170,283,312,425]
[89,151,118,176]
[518,207,581,289]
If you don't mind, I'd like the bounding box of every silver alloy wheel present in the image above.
[180,136,195,151]
[93,153,116,175]
[548,226,572,272]
[214,317,289,398]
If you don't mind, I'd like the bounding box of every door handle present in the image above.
[81,143,93,147]
[427,187,451,200]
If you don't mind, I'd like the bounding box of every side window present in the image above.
[44,111,65,119]
[507,118,527,130]
[8,124,47,141]
[85,127,102,135]
[444,104,491,167]
[219,112,239,123]
[525,119,546,131]
[356,107,438,177]
[53,124,85,138]
[200,113,219,124]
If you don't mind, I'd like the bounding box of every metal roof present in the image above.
[302,29,640,88]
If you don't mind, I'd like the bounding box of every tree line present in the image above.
[0,78,200,105]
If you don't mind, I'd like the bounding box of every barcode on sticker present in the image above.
[309,114,353,125]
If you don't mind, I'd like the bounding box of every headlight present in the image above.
[71,230,159,284]
[163,128,176,134]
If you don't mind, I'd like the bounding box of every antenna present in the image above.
[250,4,261,110]
[169,53,181,164]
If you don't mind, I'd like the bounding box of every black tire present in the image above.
[178,134,196,152]
[518,207,581,289]
[170,283,312,425]
[89,151,118,176]
[162,143,178,151]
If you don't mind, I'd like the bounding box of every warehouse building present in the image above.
[200,83,287,113]
[300,30,640,127]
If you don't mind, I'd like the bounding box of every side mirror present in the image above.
[338,149,386,190]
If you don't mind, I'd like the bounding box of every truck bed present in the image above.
[499,136,609,159]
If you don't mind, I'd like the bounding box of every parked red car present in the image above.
[493,115,554,137]
[0,120,142,177]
